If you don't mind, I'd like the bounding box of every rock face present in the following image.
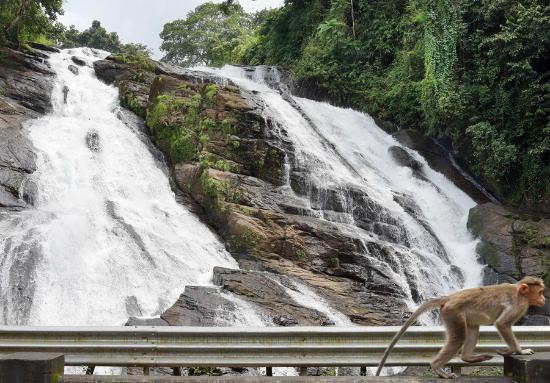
[94,55,412,326]
[468,202,550,323]
[0,47,55,210]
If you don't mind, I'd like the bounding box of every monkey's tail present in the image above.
[375,296,449,376]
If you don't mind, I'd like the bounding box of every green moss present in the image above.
[541,270,550,287]
[204,83,219,105]
[296,249,306,259]
[467,208,483,237]
[478,241,499,268]
[467,367,503,377]
[231,226,260,251]
[321,368,336,376]
[171,132,197,163]
[121,91,146,118]
[111,52,155,71]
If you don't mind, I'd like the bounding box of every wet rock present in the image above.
[468,202,550,323]
[93,59,126,84]
[71,56,86,66]
[161,286,238,326]
[468,203,550,280]
[213,267,333,326]
[29,42,60,53]
[388,145,425,180]
[86,129,100,152]
[0,48,52,211]
[68,64,79,75]
[0,48,55,113]
[124,296,143,317]
[393,129,494,204]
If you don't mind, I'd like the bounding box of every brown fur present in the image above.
[376,277,545,379]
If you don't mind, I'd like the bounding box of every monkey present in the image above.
[376,276,546,379]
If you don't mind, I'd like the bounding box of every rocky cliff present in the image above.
[468,203,550,324]
[94,55,415,326]
[0,46,56,210]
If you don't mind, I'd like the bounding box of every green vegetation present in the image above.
[159,1,268,66]
[240,0,549,207]
[0,0,63,47]
[1,2,150,56]
[60,20,151,55]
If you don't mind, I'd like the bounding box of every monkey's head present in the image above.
[518,276,546,307]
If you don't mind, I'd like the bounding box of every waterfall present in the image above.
[0,48,483,333]
[195,65,483,311]
[0,48,237,326]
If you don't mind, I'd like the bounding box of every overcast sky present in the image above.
[59,0,284,58]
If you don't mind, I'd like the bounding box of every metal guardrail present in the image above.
[0,326,549,368]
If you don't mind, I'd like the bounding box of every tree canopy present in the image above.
[159,2,256,67]
[61,20,151,55]
[243,0,550,207]
[0,0,63,46]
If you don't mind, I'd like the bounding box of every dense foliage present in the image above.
[243,0,549,207]
[60,20,151,55]
[159,2,266,66]
[0,1,149,56]
[0,0,63,46]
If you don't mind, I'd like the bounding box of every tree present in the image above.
[61,20,151,56]
[1,0,63,46]
[159,2,253,67]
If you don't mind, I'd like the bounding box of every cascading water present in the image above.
[0,48,237,326]
[196,65,483,312]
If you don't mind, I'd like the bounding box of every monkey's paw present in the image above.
[518,349,535,355]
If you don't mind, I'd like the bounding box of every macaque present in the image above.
[376,276,546,379]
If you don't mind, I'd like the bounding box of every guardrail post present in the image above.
[504,352,550,383]
[266,367,272,376]
[299,367,307,376]
[0,352,64,383]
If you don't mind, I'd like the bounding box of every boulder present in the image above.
[161,286,239,326]
[468,202,550,323]
[86,129,100,152]
[212,267,333,326]
[388,145,425,180]
[468,203,550,281]
[68,64,79,75]
[71,56,86,66]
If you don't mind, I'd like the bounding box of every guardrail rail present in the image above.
[1,325,549,368]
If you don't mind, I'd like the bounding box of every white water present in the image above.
[0,48,237,326]
[195,65,483,310]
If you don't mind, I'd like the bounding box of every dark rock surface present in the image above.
[71,55,86,66]
[213,267,333,326]
[68,64,79,75]
[0,48,54,210]
[393,129,496,205]
[161,286,239,326]
[467,202,550,322]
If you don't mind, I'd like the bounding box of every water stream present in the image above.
[0,48,237,326]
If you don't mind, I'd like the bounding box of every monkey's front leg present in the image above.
[495,309,533,356]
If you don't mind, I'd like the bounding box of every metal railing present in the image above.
[1,326,549,368]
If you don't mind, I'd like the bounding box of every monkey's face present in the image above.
[527,285,546,307]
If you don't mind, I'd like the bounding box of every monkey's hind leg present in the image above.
[430,309,466,379]
[461,325,493,363]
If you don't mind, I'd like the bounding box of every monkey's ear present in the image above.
[519,283,529,294]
